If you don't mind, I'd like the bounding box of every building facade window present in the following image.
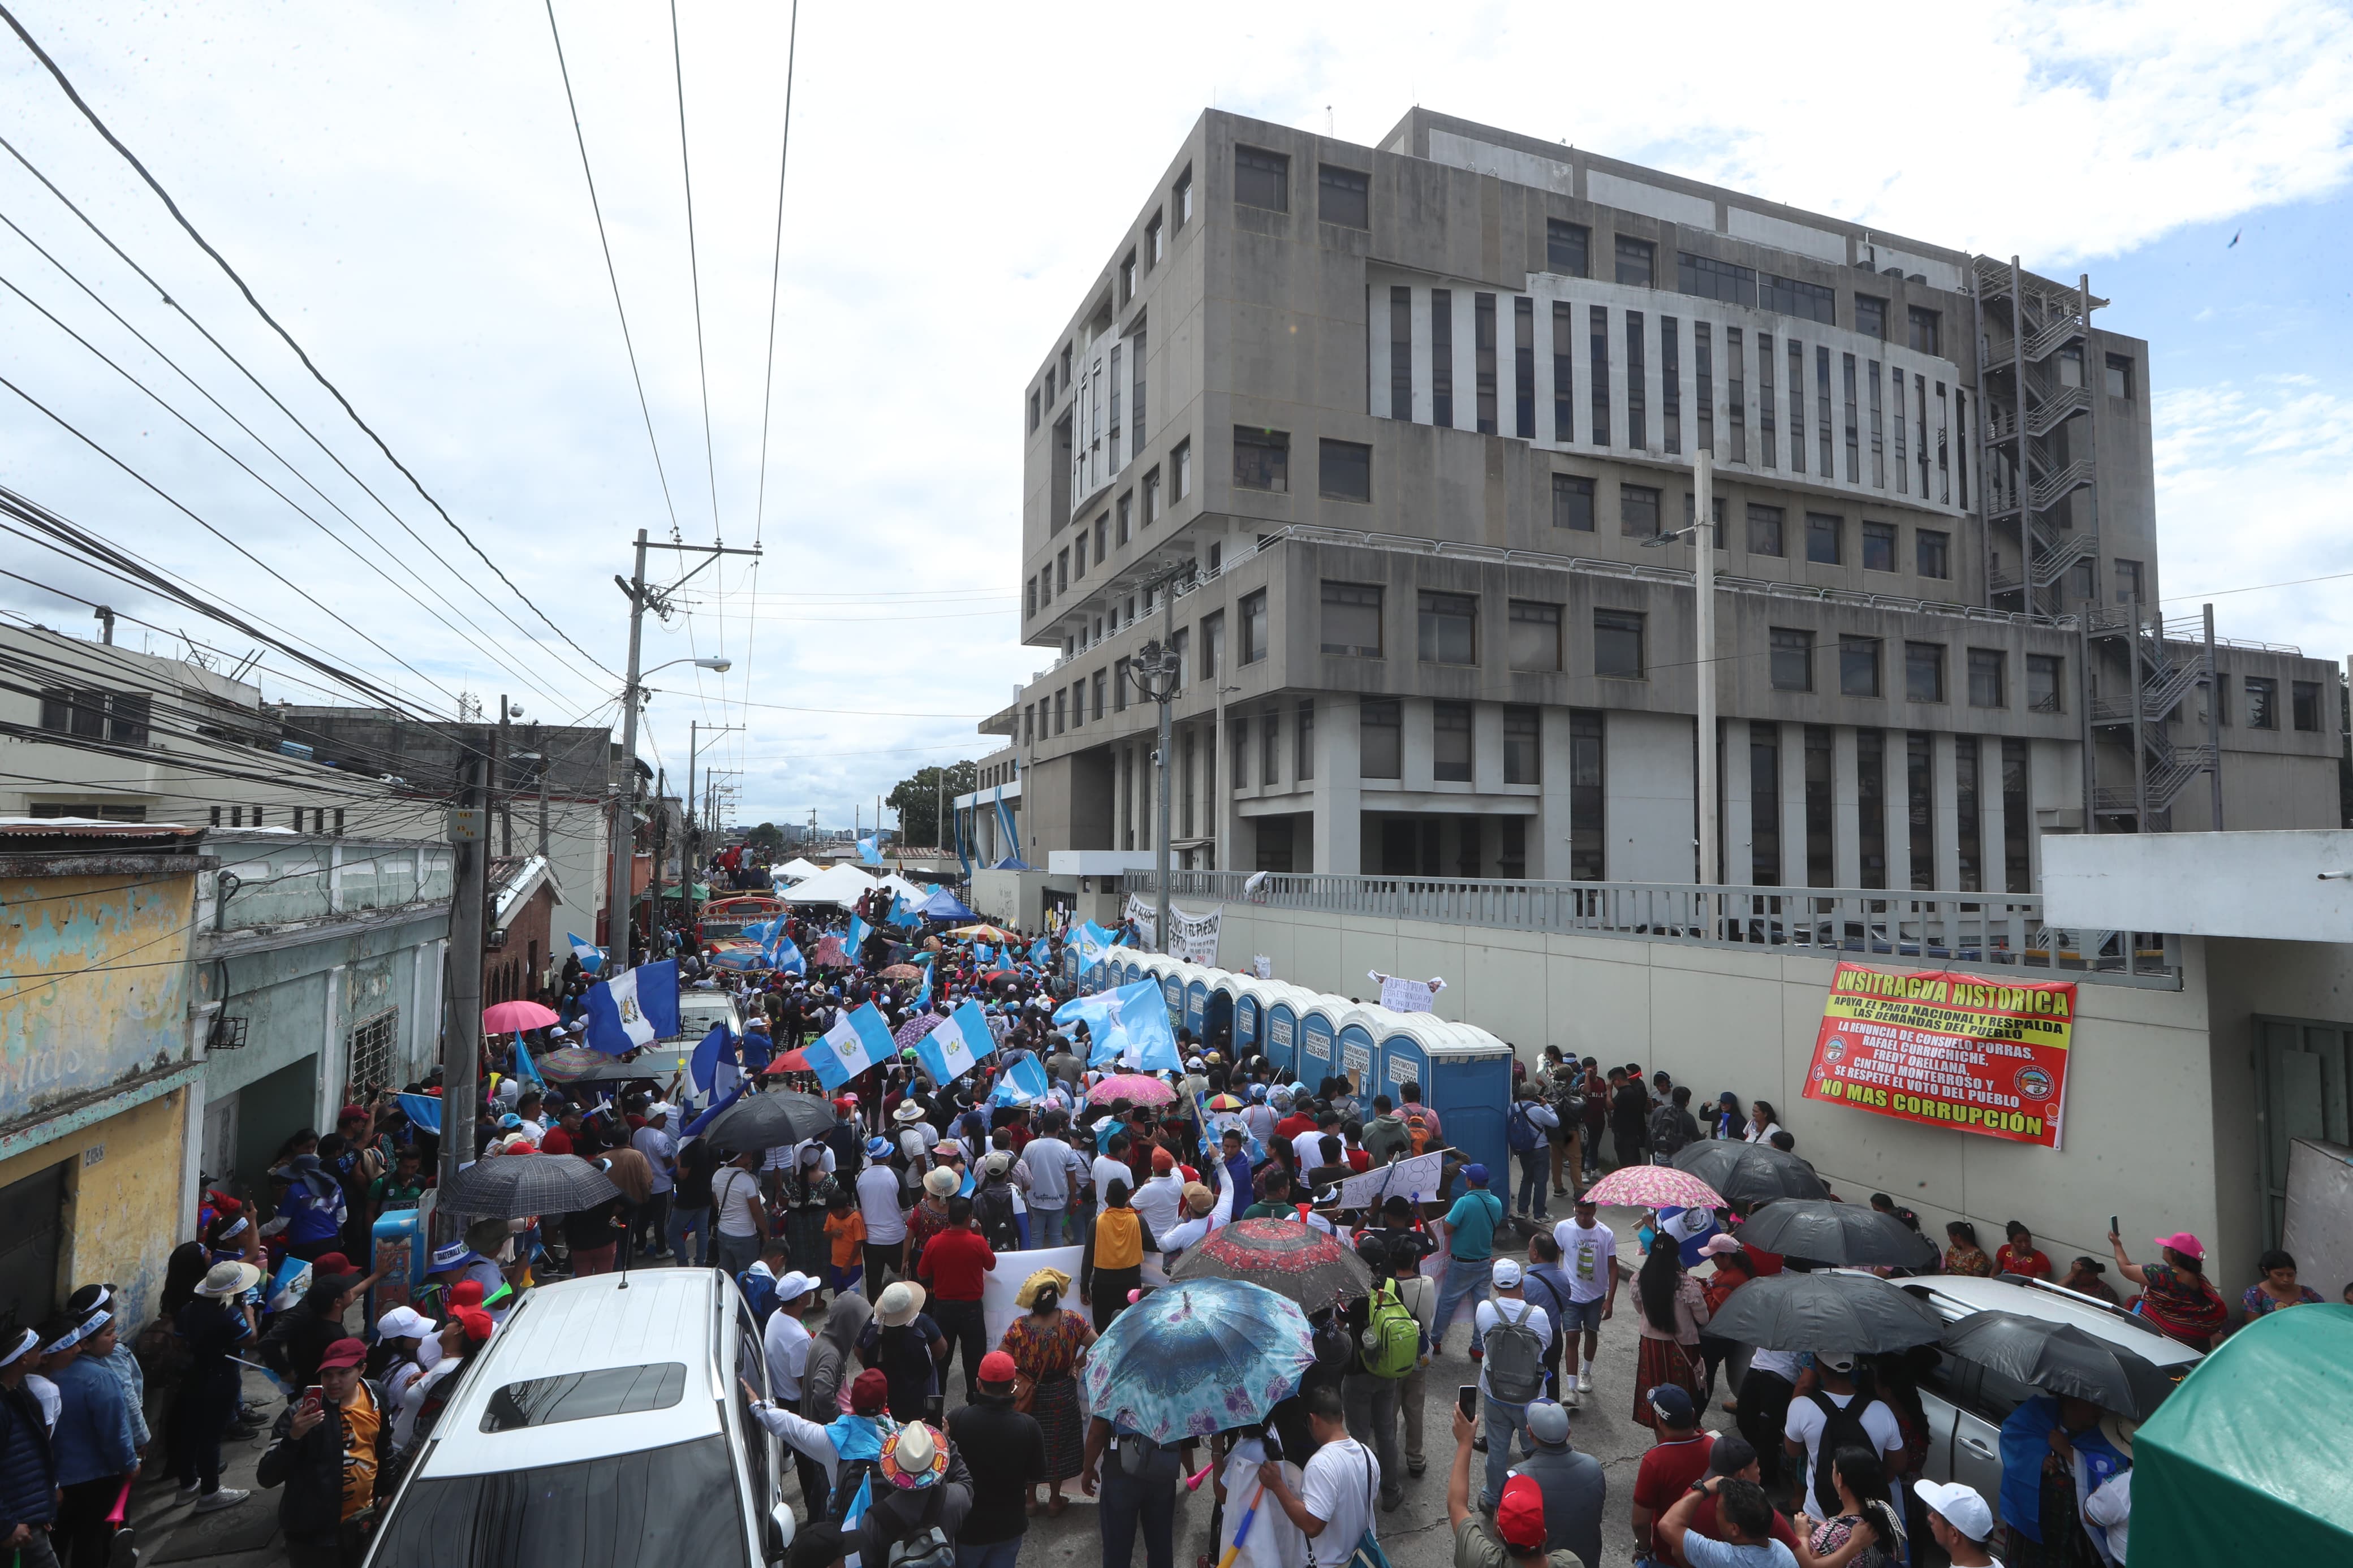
[1806,512,1842,565]
[1695,322,1713,454]
[1856,293,1887,339]
[2244,676,2278,729]
[1321,581,1383,658]
[1589,304,1610,446]
[2292,680,2322,732]
[1390,287,1413,420]
[1747,503,1784,556]
[1956,736,1983,893]
[2114,559,2144,604]
[1908,306,1940,355]
[1552,473,1595,531]
[1769,628,1814,691]
[1546,219,1589,276]
[2027,654,2065,713]
[1175,167,1192,225]
[1862,520,1897,572]
[1319,438,1372,502]
[1417,591,1477,665]
[1474,292,1499,434]
[1917,528,1950,579]
[1235,146,1288,211]
[1515,296,1536,439]
[1907,732,1935,890]
[2105,353,2134,399]
[1728,326,1748,464]
[1661,316,1680,455]
[1233,427,1286,490]
[1318,163,1369,227]
[1857,728,1887,889]
[1551,301,1575,442]
[1619,483,1660,538]
[1261,709,1281,787]
[1905,642,1946,703]
[1508,599,1562,672]
[1239,590,1269,663]
[1751,729,1781,884]
[1624,310,1647,448]
[1594,608,1645,679]
[1805,724,1834,887]
[1614,235,1654,286]
[1570,710,1605,879]
[1432,701,1473,781]
[1761,273,1835,323]
[1360,698,1402,778]
[1296,700,1315,780]
[1967,649,2006,707]
[2002,738,2030,893]
[1504,706,1540,784]
[1142,466,1161,524]
[1678,251,1755,305]
[1841,636,1882,697]
[1430,290,1454,426]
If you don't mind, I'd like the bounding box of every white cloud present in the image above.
[1,1,2348,825]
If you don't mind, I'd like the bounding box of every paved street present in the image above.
[146,1204,1683,1568]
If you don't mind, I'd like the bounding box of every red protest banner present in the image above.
[1801,962,2078,1149]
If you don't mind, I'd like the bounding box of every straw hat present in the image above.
[922,1166,960,1198]
[195,1260,262,1298]
[1014,1267,1071,1310]
[874,1281,928,1327]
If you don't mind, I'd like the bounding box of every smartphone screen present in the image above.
[1458,1384,1479,1422]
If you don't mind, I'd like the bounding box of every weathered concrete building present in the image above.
[998,108,2342,886]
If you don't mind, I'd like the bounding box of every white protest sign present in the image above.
[1379,975,1434,1013]
[1334,1150,1444,1211]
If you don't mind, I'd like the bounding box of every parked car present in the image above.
[563,989,742,1087]
[363,1267,792,1568]
[1887,1271,2200,1526]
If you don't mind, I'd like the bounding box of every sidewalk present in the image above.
[128,1367,290,1568]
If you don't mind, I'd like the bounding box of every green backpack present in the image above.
[1359,1278,1422,1379]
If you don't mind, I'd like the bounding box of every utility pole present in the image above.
[687,720,742,899]
[497,694,513,857]
[2205,604,2223,831]
[609,529,759,972]
[535,723,550,861]
[439,734,489,1238]
[1127,615,1183,953]
[1695,448,1718,891]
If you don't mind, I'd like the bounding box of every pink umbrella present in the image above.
[1089,1073,1176,1107]
[482,1000,561,1034]
[1579,1164,1726,1211]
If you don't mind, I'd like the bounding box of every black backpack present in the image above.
[972,1182,1019,1251]
[1803,1390,1884,1515]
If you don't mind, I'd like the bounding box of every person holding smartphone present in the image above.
[256,1338,390,1568]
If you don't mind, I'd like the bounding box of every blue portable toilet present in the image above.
[1232,988,1259,1052]
[1183,978,1209,1036]
[1200,981,1234,1049]
[1369,1014,1513,1184]
[1335,1020,1377,1100]
[1299,1008,1337,1087]
[1265,999,1300,1075]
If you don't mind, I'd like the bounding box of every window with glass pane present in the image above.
[1234,427,1288,491]
[1261,710,1281,785]
[1661,316,1680,454]
[1955,736,1982,892]
[1552,302,1575,441]
[1677,252,1756,305]
[1614,235,1654,286]
[1417,591,1477,664]
[2292,680,2322,732]
[1907,732,1935,889]
[1908,306,1940,355]
[1231,718,1248,789]
[1967,649,2005,707]
[1503,706,1540,784]
[1589,305,1610,445]
[1761,273,1835,323]
[1235,146,1288,211]
[1857,728,1887,888]
[1318,163,1368,227]
[1917,529,1950,579]
[1546,219,1589,275]
[1619,483,1660,538]
[1747,504,1784,556]
[1390,287,1413,420]
[1769,628,1814,691]
[1856,293,1887,339]
[1750,732,1781,884]
[1552,473,1595,531]
[1595,608,1645,679]
[1360,698,1402,777]
[1508,600,1562,672]
[1862,521,1897,572]
[1239,590,1268,663]
[1904,642,1945,702]
[1319,439,1372,502]
[1431,290,1454,426]
[1806,513,1842,564]
[1840,636,1881,697]
[2027,654,2064,712]
[1432,702,1473,781]
[2245,676,2278,729]
[1474,293,1499,434]
[2114,559,2143,604]
[1296,699,1315,779]
[1321,582,1382,657]
[1570,710,1605,878]
[1515,296,1536,438]
[2105,353,2134,399]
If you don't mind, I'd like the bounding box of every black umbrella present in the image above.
[1736,1200,1938,1268]
[436,1152,619,1219]
[1704,1270,1944,1353]
[699,1090,834,1152]
[1672,1141,1830,1204]
[1938,1311,2178,1419]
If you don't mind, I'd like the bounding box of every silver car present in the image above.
[1891,1272,2200,1527]
[363,1267,794,1568]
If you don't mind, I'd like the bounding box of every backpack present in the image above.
[1358,1279,1421,1379]
[1803,1391,1884,1515]
[738,1268,779,1327]
[1480,1296,1546,1405]
[1401,1107,1436,1155]
[1506,1102,1541,1154]
[972,1182,1019,1251]
[1648,1102,1686,1154]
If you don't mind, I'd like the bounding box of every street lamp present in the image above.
[1641,447,1719,893]
[1127,637,1184,953]
[609,654,735,970]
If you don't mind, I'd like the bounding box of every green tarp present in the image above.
[2129,1303,2353,1568]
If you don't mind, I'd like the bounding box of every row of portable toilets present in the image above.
[1070,948,1518,1182]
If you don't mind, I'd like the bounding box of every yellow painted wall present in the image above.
[0,1085,190,1323]
[1,870,197,1112]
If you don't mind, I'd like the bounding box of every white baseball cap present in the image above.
[1492,1258,1525,1289]
[1913,1479,1994,1543]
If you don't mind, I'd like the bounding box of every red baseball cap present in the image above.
[979,1351,1019,1385]
[317,1337,368,1371]
[1495,1474,1546,1550]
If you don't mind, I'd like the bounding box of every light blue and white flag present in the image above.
[887,894,921,930]
[1071,920,1124,976]
[397,1092,443,1135]
[857,836,883,866]
[511,1033,545,1090]
[579,960,682,1056]
[915,1000,997,1087]
[972,942,994,969]
[567,932,605,974]
[765,934,806,975]
[847,914,872,955]
[805,1002,895,1092]
[989,1053,1051,1108]
[1057,978,1181,1072]
[1029,935,1051,966]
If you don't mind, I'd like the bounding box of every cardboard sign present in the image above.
[1801,962,2078,1148]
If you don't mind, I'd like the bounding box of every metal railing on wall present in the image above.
[1129,869,2179,987]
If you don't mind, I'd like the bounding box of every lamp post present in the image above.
[1642,448,1718,900]
[607,651,731,973]
[1126,636,1183,952]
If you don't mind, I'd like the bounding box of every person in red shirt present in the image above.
[1630,1384,1715,1563]
[1272,1092,1317,1145]
[916,1195,997,1403]
[1994,1220,2054,1280]
[539,1104,579,1157]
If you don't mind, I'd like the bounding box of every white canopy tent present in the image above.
[775,857,824,883]
[781,863,880,906]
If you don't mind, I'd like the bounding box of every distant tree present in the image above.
[744,821,786,854]
[886,761,979,848]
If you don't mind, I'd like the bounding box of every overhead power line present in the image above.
[0,2,619,683]
[667,0,721,542]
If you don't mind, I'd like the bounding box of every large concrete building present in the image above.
[993,108,2341,891]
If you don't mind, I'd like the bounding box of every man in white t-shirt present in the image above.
[631,1109,678,1259]
[855,1139,908,1295]
[1090,1134,1134,1209]
[709,1150,768,1275]
[1781,1354,1906,1519]
[1471,1260,1554,1514]
[1550,1196,1619,1406]
[759,1271,820,1401]
[1259,1383,1377,1566]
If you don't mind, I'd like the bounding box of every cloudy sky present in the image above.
[3,0,2348,833]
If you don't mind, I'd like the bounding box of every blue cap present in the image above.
[429,1241,475,1270]
[1647,1384,1697,1427]
[866,1136,893,1157]
[1463,1163,1490,1187]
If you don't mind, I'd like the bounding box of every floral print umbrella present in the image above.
[1088,1073,1177,1107]
[1080,1278,1315,1444]
[1167,1217,1376,1311]
[1578,1164,1727,1211]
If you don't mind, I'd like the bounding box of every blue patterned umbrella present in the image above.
[1080,1278,1315,1444]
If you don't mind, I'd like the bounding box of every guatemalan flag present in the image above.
[856,836,884,866]
[579,961,682,1056]
[1029,935,1051,966]
[765,934,806,975]
[567,933,605,974]
[989,1053,1050,1108]
[804,1001,895,1092]
[914,1000,997,1088]
[1058,978,1182,1073]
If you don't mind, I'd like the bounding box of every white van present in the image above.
[1891,1272,2200,1526]
[363,1267,793,1568]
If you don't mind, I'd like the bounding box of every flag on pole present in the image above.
[397,1093,442,1135]
[848,915,872,954]
[1029,935,1051,966]
[914,1000,997,1087]
[1056,978,1181,1072]
[805,1003,894,1092]
[857,836,883,866]
[688,1024,735,1095]
[765,935,805,975]
[567,932,605,974]
[511,1033,545,1090]
[989,1053,1051,1107]
[579,961,682,1056]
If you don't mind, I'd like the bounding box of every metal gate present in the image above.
[2257,1016,2353,1246]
